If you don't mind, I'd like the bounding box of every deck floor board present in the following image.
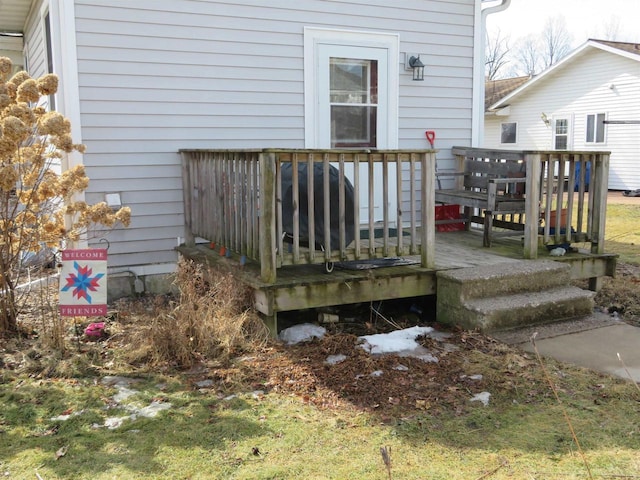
[177,229,615,316]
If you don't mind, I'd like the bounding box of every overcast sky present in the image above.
[486,0,640,47]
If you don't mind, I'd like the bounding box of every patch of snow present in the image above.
[358,326,439,362]
[50,410,84,422]
[461,374,483,381]
[410,352,439,363]
[134,401,172,418]
[195,379,214,388]
[370,370,384,377]
[113,386,138,403]
[101,376,139,388]
[252,390,265,399]
[99,377,173,429]
[393,364,409,371]
[223,394,237,401]
[325,354,347,365]
[104,416,129,429]
[279,323,326,345]
[470,391,491,406]
[359,326,434,354]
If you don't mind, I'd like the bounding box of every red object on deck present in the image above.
[435,205,465,232]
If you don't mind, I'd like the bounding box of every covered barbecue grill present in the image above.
[280,162,356,251]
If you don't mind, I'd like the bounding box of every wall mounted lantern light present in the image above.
[541,112,550,126]
[408,55,425,81]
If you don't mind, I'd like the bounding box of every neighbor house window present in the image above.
[554,118,569,149]
[330,58,377,147]
[586,113,606,143]
[500,122,517,144]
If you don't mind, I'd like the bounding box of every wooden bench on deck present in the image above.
[435,148,527,247]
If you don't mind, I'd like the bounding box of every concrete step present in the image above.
[436,260,571,301]
[446,286,595,332]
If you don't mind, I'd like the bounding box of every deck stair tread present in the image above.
[437,261,595,332]
[466,286,594,315]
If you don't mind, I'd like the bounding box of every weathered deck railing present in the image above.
[449,148,610,258]
[180,148,609,282]
[180,149,437,283]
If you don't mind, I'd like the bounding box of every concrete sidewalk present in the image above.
[492,313,640,383]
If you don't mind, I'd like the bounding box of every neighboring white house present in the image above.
[484,39,640,191]
[1,0,510,296]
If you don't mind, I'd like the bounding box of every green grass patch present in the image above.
[1,364,639,479]
[605,204,640,265]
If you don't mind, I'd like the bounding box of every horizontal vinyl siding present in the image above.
[24,1,47,80]
[74,0,475,270]
[484,48,640,190]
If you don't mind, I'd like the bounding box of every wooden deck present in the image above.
[178,147,614,334]
[177,229,616,333]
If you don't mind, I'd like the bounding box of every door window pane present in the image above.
[330,58,377,147]
[555,119,568,150]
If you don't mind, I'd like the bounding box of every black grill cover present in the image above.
[280,162,356,250]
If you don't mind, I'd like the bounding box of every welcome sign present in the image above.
[59,249,108,316]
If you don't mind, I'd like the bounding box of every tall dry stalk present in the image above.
[530,332,593,480]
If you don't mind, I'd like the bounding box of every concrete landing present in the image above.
[492,313,640,383]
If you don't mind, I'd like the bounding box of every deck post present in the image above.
[259,151,277,284]
[421,151,436,268]
[589,152,610,291]
[180,151,195,247]
[523,152,541,259]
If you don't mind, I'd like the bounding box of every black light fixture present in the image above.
[408,55,425,81]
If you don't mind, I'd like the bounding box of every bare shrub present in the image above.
[0,56,130,337]
[127,259,269,367]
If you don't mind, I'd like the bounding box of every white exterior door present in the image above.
[304,28,399,226]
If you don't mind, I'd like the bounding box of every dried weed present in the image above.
[125,259,269,367]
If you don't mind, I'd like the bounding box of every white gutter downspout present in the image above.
[50,0,87,248]
[472,0,511,146]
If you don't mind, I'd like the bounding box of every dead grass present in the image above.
[124,259,269,367]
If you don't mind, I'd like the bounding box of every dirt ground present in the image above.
[2,257,638,419]
[608,190,640,205]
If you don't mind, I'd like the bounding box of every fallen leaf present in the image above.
[55,445,68,460]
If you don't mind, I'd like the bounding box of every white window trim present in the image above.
[303,27,399,149]
[585,112,607,144]
[552,114,574,150]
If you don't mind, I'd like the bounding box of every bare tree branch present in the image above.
[485,29,511,80]
[513,34,541,76]
[541,15,573,69]
[598,15,621,41]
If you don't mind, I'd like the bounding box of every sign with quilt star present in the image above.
[59,249,108,317]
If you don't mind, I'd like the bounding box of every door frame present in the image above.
[303,27,399,149]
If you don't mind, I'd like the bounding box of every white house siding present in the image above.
[23,1,48,81]
[66,0,475,275]
[484,48,640,190]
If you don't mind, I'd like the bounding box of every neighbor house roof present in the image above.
[484,76,529,111]
[488,39,640,111]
